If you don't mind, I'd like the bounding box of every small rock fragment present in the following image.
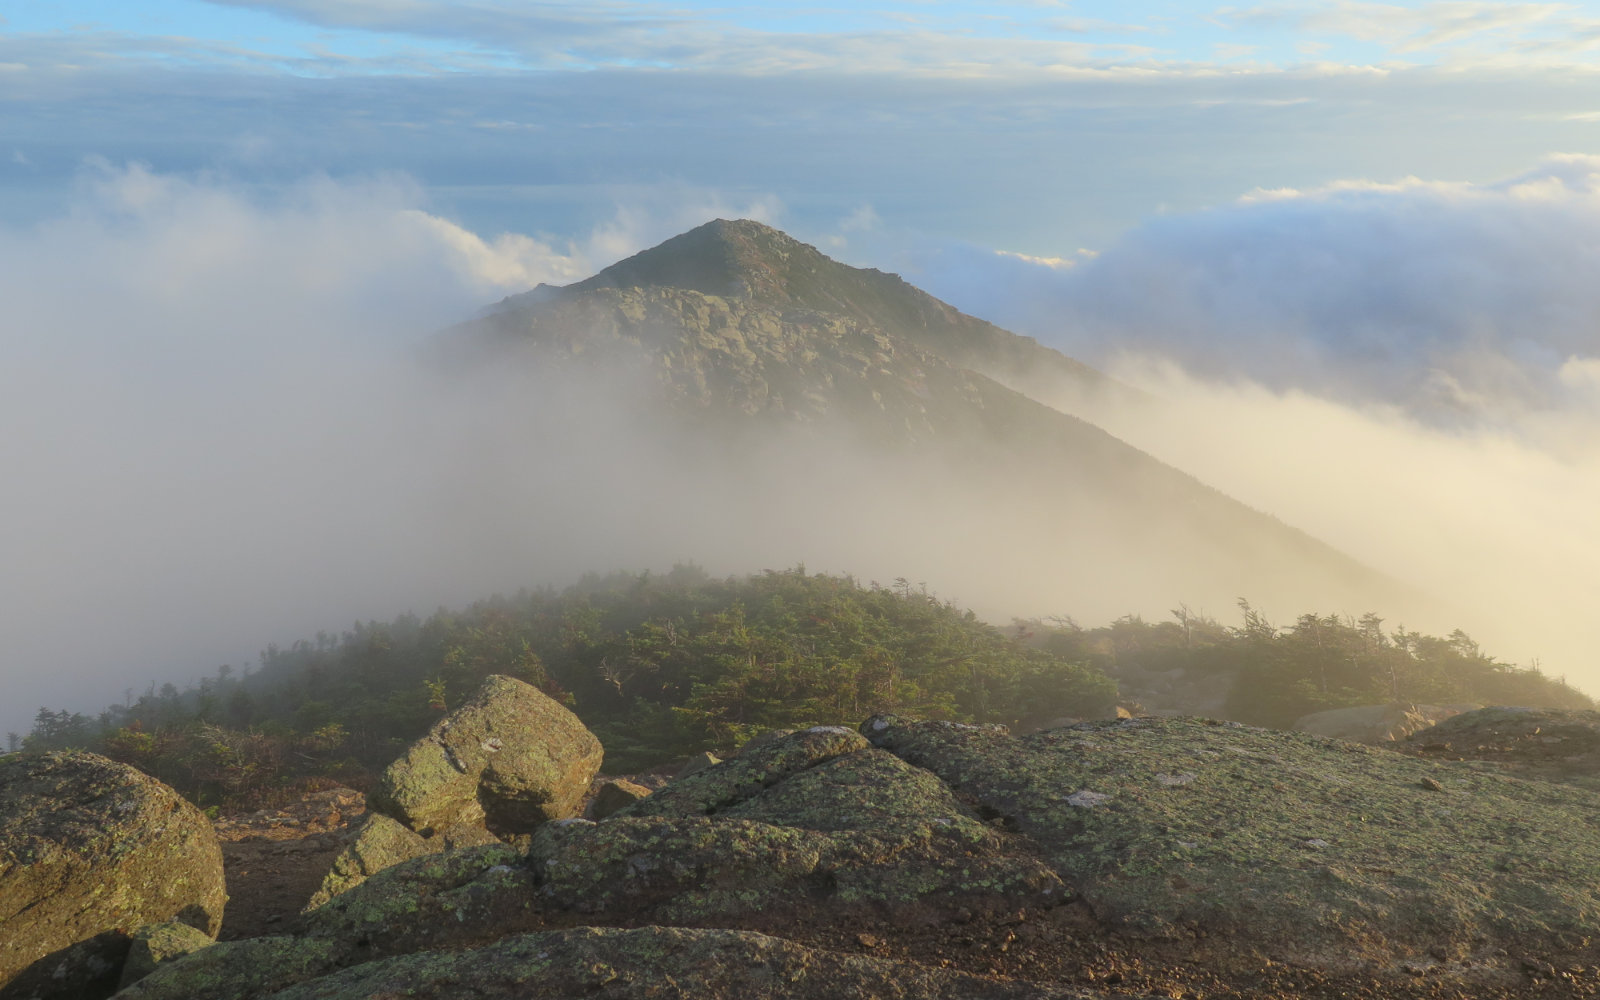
[675,751,723,779]
[1064,790,1112,808]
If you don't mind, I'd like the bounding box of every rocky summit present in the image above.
[97,709,1600,999]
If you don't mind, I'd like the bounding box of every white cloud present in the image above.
[1223,1,1600,65]
[953,155,1600,427]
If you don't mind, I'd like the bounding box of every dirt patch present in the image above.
[214,788,364,941]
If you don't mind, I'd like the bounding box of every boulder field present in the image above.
[101,710,1600,999]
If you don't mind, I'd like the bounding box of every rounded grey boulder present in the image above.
[0,752,224,994]
[367,675,604,836]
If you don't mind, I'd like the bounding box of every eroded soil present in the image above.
[214,789,364,941]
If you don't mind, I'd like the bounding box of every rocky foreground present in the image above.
[10,681,1600,998]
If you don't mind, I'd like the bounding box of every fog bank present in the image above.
[916,156,1600,689]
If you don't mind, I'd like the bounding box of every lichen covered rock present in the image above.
[99,715,1600,999]
[265,925,1085,1000]
[303,812,501,910]
[0,752,225,993]
[116,922,215,990]
[368,674,603,836]
[863,713,1600,967]
[112,936,341,1000]
[301,844,531,958]
[1405,706,1600,790]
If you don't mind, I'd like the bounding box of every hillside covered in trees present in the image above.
[14,568,1114,808]
[1024,602,1592,728]
[15,567,1591,813]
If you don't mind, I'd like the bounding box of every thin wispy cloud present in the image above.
[1220,1,1600,64]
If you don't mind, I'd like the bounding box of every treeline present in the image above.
[17,570,1591,813]
[1025,601,1593,729]
[14,567,1116,809]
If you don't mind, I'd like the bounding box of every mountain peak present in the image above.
[569,218,829,303]
[532,218,1107,399]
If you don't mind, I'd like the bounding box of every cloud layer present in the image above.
[927,155,1600,425]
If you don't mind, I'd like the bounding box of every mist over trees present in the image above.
[12,566,1587,814]
[1027,601,1591,730]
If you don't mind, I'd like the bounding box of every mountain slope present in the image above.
[459,220,1423,621]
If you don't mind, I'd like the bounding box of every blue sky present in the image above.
[7,1,1600,254]
[13,0,1600,73]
